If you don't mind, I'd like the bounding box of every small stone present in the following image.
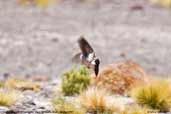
[51,37,58,42]
[34,98,53,110]
[120,52,126,58]
[30,75,50,82]
[0,106,10,113]
[3,72,10,79]
[130,4,144,11]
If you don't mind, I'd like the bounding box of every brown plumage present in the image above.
[72,37,100,76]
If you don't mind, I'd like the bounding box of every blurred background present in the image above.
[0,0,171,78]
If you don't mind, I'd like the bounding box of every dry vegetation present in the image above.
[130,79,171,112]
[0,89,22,106]
[17,0,95,7]
[17,0,171,8]
[79,87,116,113]
[5,77,40,92]
[91,61,149,94]
[17,0,58,7]
[1,0,171,113]
[52,62,171,113]
[150,0,171,7]
[2,61,171,113]
[121,105,149,114]
[0,64,170,114]
[52,97,85,114]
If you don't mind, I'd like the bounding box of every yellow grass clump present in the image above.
[150,0,171,8]
[52,97,85,114]
[5,78,40,92]
[34,0,56,7]
[17,0,58,7]
[79,87,118,113]
[130,79,171,112]
[0,89,22,106]
[121,105,151,114]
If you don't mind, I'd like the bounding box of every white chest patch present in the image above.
[91,60,96,65]
[87,53,94,62]
[80,54,83,59]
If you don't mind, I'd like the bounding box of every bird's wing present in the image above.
[78,37,94,57]
[72,52,82,63]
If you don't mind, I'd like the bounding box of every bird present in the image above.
[72,37,100,76]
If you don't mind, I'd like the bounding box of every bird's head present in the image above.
[92,58,100,76]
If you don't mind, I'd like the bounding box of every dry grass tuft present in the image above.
[130,79,171,112]
[17,0,58,7]
[5,77,40,92]
[121,105,150,114]
[79,87,118,113]
[0,89,22,106]
[92,60,149,94]
[149,0,171,8]
[52,97,85,114]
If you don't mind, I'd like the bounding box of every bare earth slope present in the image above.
[0,0,171,77]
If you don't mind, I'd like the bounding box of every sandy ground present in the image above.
[0,0,171,78]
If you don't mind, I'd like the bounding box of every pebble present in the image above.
[0,106,10,112]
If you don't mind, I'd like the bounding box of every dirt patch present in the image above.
[0,0,171,77]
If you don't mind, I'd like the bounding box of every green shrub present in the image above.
[130,80,171,112]
[61,66,90,96]
[0,81,4,87]
[52,97,85,114]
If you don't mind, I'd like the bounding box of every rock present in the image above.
[106,95,135,112]
[107,95,135,106]
[29,75,50,82]
[34,98,53,110]
[0,106,10,112]
[91,60,149,94]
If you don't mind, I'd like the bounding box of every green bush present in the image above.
[0,81,4,87]
[52,97,85,114]
[61,66,90,96]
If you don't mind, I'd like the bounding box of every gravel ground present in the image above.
[0,0,171,78]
